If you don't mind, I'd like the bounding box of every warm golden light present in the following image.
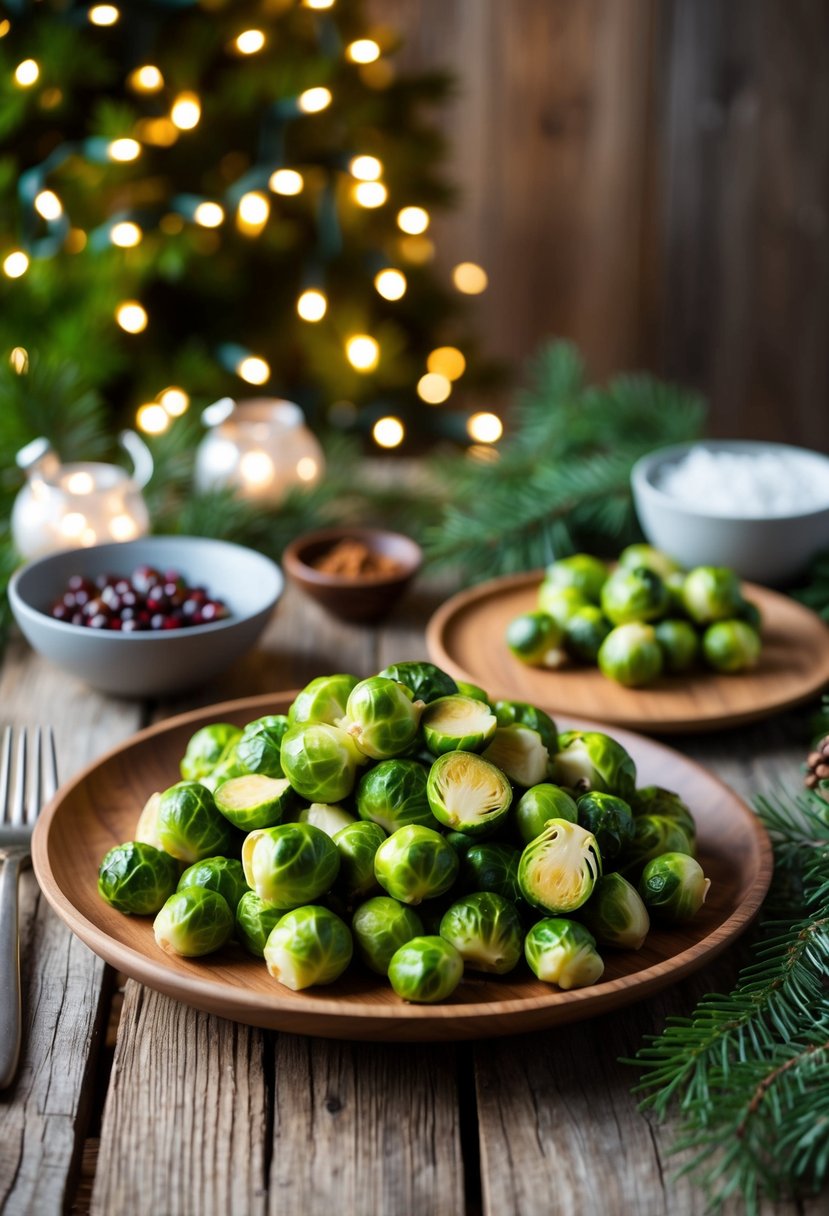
[10,347,29,374]
[159,387,190,416]
[137,117,178,146]
[89,5,119,26]
[269,168,304,195]
[66,229,87,253]
[237,191,270,232]
[34,190,62,221]
[345,335,380,372]
[467,443,500,465]
[398,235,434,264]
[239,450,275,486]
[417,372,451,404]
[160,213,185,234]
[452,261,488,294]
[297,456,319,482]
[235,29,266,54]
[136,403,170,434]
[40,87,63,109]
[110,221,142,248]
[397,206,429,235]
[237,355,271,385]
[171,92,201,130]
[65,471,95,495]
[350,155,382,181]
[60,513,86,540]
[373,416,405,449]
[352,181,387,208]
[14,59,39,87]
[297,289,328,322]
[427,346,466,380]
[303,0,335,8]
[346,39,380,64]
[108,137,141,162]
[110,514,140,541]
[0,20,10,38]
[467,411,503,443]
[374,268,407,301]
[194,201,224,228]
[128,65,164,92]
[298,87,331,114]
[115,301,148,334]
[3,251,29,278]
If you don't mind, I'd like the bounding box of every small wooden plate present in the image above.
[427,572,829,734]
[33,693,772,1041]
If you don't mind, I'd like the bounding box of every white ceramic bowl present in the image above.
[631,440,829,585]
[9,536,283,697]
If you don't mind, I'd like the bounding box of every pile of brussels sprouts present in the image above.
[506,544,763,688]
[97,661,711,1003]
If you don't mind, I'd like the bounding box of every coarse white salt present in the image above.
[656,447,829,517]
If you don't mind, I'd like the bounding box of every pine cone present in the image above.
[805,735,829,802]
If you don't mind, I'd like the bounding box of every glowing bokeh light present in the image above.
[346,39,380,64]
[397,206,429,235]
[350,155,382,181]
[237,355,271,385]
[110,221,142,248]
[374,269,407,301]
[373,416,405,449]
[89,5,119,26]
[235,29,266,54]
[427,346,466,380]
[417,373,451,404]
[159,387,190,416]
[269,169,304,195]
[297,289,328,322]
[345,335,380,372]
[115,301,148,333]
[14,60,39,87]
[467,411,503,443]
[3,251,29,278]
[298,87,331,114]
[136,403,170,434]
[352,181,387,208]
[452,261,488,294]
[171,93,201,130]
[108,137,141,162]
[128,65,163,92]
[194,201,224,228]
[34,190,62,221]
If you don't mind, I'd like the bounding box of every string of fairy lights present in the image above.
[1,0,503,453]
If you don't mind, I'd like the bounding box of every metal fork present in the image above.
[0,726,58,1089]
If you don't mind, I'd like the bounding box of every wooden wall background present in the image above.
[369,0,829,451]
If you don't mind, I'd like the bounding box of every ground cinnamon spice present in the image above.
[312,538,404,579]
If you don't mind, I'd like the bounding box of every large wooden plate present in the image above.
[33,693,772,1041]
[427,572,829,734]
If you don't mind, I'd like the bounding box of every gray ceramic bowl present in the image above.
[631,440,829,585]
[8,536,283,697]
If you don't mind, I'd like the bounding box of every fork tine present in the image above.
[43,727,58,804]
[0,727,11,822]
[11,731,26,827]
[26,728,42,824]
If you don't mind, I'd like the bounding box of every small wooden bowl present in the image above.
[282,527,423,623]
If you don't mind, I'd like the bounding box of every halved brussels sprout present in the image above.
[598,622,664,688]
[481,725,549,789]
[235,891,290,958]
[280,722,364,803]
[550,730,637,801]
[297,802,357,838]
[235,715,289,777]
[180,723,242,782]
[544,553,610,603]
[214,774,296,831]
[579,872,650,949]
[536,584,591,629]
[515,784,578,844]
[564,605,613,664]
[351,895,424,974]
[701,620,761,673]
[156,781,233,863]
[493,701,558,753]
[518,818,602,914]
[134,791,164,850]
[682,566,743,625]
[289,674,360,726]
[459,842,523,906]
[456,680,491,704]
[505,611,566,668]
[438,892,523,975]
[343,676,424,760]
[619,813,695,879]
[332,820,386,903]
[356,758,435,833]
[600,566,669,626]
[98,841,179,915]
[388,935,464,1003]
[576,791,635,861]
[421,695,497,755]
[177,856,248,914]
[374,824,459,905]
[639,852,710,924]
[630,786,696,841]
[264,905,353,990]
[524,918,604,989]
[242,821,340,907]
[378,661,458,705]
[153,887,234,957]
[426,751,512,836]
[618,544,683,581]
[654,619,700,674]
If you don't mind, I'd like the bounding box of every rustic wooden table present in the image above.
[0,577,823,1216]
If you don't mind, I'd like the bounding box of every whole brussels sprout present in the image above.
[600,566,669,626]
[564,605,613,663]
[654,619,700,674]
[177,856,248,914]
[630,786,696,841]
[515,784,578,844]
[426,751,512,836]
[579,872,650,949]
[598,622,663,687]
[356,758,435,833]
[455,680,491,704]
[664,570,687,615]
[289,674,360,726]
[536,584,591,629]
[280,722,364,803]
[702,620,761,673]
[682,566,744,625]
[235,891,290,958]
[459,842,524,906]
[351,895,424,975]
[156,781,233,863]
[524,918,604,989]
[180,723,241,782]
[343,676,424,760]
[505,611,565,668]
[421,695,497,755]
[235,715,289,777]
[333,820,386,903]
[518,819,602,915]
[438,892,523,975]
[737,599,762,631]
[214,774,296,831]
[618,544,683,581]
[481,725,549,789]
[297,802,357,838]
[576,791,635,862]
[493,700,558,753]
[200,746,246,794]
[153,887,234,957]
[639,852,711,924]
[264,905,353,990]
[98,841,179,915]
[388,935,464,1003]
[551,730,637,801]
[374,824,459,905]
[378,660,458,705]
[620,814,695,879]
[242,822,340,907]
[543,553,610,604]
[134,791,164,850]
